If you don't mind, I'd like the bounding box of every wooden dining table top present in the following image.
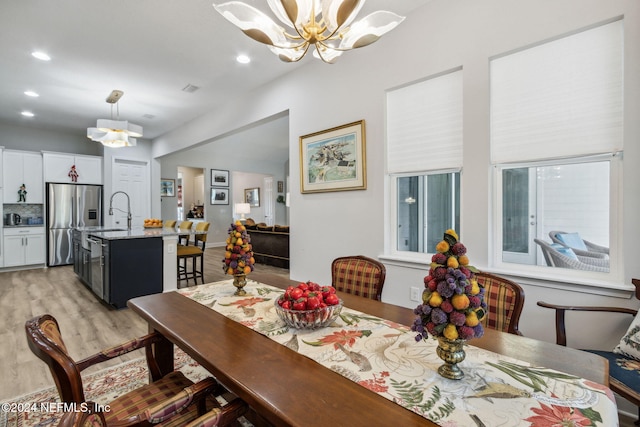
[128,272,609,427]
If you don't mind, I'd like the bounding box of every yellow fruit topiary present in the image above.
[447,256,459,268]
[436,240,450,253]
[451,294,470,310]
[443,323,459,340]
[470,279,480,295]
[445,229,459,240]
[465,311,480,327]
[429,292,443,307]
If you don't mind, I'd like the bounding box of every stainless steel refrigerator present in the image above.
[47,183,102,266]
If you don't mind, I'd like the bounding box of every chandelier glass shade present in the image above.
[87,90,142,147]
[213,0,405,63]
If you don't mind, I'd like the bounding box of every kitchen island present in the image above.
[73,226,188,308]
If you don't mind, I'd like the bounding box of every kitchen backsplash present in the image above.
[3,203,44,224]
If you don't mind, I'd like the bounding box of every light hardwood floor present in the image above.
[0,246,288,400]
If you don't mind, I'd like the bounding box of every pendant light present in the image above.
[87,90,142,147]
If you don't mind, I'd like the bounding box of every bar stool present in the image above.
[164,219,177,228]
[178,220,193,246]
[177,221,210,286]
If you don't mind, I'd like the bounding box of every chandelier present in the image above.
[213,0,405,64]
[87,90,142,147]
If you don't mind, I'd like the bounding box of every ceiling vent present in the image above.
[182,84,200,93]
[143,114,156,119]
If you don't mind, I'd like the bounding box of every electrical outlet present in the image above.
[410,286,421,302]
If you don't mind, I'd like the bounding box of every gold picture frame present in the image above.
[299,120,366,194]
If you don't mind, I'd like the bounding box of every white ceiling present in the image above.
[0,0,430,143]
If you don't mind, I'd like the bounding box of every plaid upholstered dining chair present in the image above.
[26,314,246,427]
[475,272,525,335]
[331,255,386,301]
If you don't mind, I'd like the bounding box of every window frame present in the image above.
[490,153,623,287]
[387,168,462,264]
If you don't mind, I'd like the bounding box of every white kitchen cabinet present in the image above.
[43,152,102,184]
[3,150,43,203]
[0,147,4,188]
[3,227,45,267]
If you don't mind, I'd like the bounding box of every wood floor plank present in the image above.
[0,245,289,400]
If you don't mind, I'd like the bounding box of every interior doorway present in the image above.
[177,166,205,221]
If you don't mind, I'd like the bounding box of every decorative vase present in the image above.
[436,337,467,380]
[233,274,247,296]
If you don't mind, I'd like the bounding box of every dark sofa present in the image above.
[246,223,290,269]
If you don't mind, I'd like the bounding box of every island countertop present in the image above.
[79,226,203,240]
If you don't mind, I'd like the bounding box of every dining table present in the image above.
[128,272,615,427]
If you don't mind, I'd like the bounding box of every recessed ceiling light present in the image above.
[21,111,35,117]
[236,54,250,64]
[31,51,51,61]
[24,90,39,97]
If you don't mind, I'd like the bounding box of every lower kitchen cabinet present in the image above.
[72,235,91,285]
[85,237,163,309]
[3,227,45,267]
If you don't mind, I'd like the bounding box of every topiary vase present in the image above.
[233,274,247,296]
[436,337,467,380]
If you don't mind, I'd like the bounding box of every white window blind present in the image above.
[490,20,623,164]
[387,69,463,174]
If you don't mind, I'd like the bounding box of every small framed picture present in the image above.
[210,187,229,205]
[160,179,175,197]
[277,181,284,193]
[211,169,229,187]
[244,187,260,207]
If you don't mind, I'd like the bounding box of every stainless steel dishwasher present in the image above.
[87,237,105,300]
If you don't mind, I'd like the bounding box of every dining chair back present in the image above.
[537,279,640,423]
[475,272,525,335]
[164,219,177,228]
[25,314,239,426]
[331,255,386,301]
[178,221,210,286]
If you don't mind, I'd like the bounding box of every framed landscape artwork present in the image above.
[299,120,366,193]
[211,169,229,187]
[160,179,175,197]
[210,187,229,205]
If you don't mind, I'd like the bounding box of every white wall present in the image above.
[0,119,101,155]
[159,150,286,246]
[232,171,270,224]
[152,0,640,352]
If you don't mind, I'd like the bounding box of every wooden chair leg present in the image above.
[197,254,204,285]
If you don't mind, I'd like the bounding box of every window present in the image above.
[490,20,623,281]
[386,69,463,257]
[498,158,612,272]
[396,173,460,253]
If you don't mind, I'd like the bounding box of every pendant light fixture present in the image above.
[87,90,142,147]
[213,0,405,64]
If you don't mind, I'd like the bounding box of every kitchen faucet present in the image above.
[108,191,132,230]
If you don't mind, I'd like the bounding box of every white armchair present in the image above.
[548,231,609,259]
[534,239,609,272]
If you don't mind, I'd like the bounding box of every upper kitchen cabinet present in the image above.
[43,152,102,185]
[0,147,3,188]
[3,150,43,203]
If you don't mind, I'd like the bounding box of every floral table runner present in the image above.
[178,279,618,427]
